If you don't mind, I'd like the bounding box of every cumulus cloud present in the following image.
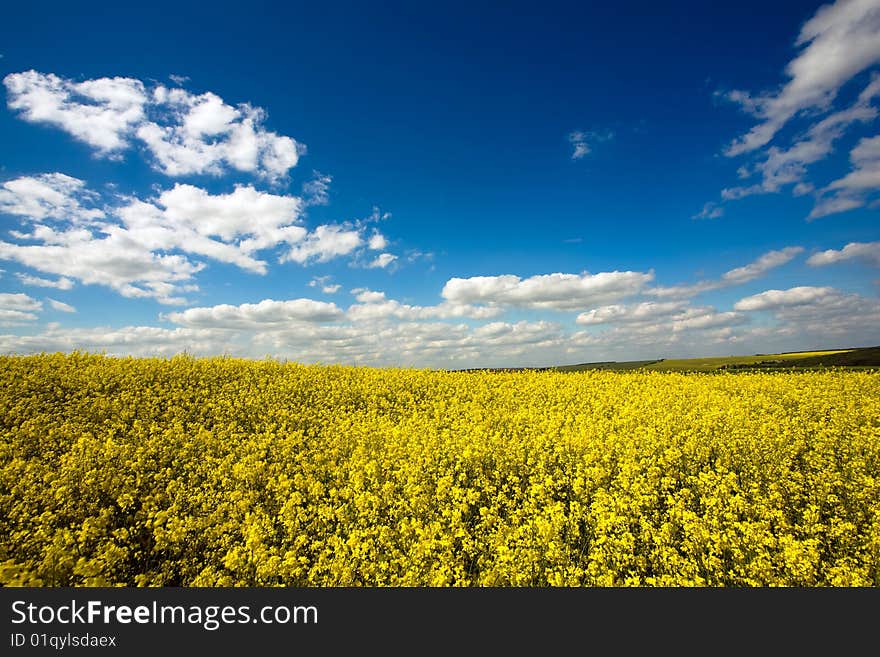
[308,276,341,294]
[249,319,567,368]
[645,280,719,300]
[0,281,872,367]
[576,301,746,337]
[22,292,538,366]
[367,232,388,250]
[118,183,306,274]
[733,286,838,311]
[0,179,310,303]
[670,309,746,331]
[135,86,302,180]
[0,173,104,223]
[0,175,386,303]
[576,301,688,325]
[723,0,880,156]
[442,271,653,310]
[164,298,344,329]
[367,253,397,269]
[283,224,363,264]
[807,240,880,266]
[4,71,303,180]
[346,289,500,322]
[0,225,202,305]
[352,289,386,303]
[0,324,237,358]
[3,71,147,154]
[734,285,880,340]
[0,292,42,324]
[0,294,43,326]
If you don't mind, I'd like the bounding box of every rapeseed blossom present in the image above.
[1,353,877,586]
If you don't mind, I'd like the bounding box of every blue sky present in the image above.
[0,0,878,367]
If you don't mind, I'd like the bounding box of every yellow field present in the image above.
[1,353,879,586]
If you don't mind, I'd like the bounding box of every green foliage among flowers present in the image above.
[1,353,878,586]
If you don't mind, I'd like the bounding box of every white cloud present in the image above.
[4,71,147,154]
[807,195,866,219]
[352,289,386,303]
[709,3,880,220]
[793,182,815,196]
[721,246,804,284]
[723,77,880,200]
[0,177,383,303]
[829,133,880,190]
[693,202,724,219]
[367,253,397,269]
[0,292,42,312]
[576,301,688,325]
[645,280,718,299]
[568,129,613,160]
[0,292,42,324]
[346,289,500,322]
[15,273,75,289]
[368,232,388,250]
[0,324,236,358]
[734,285,880,342]
[670,309,745,331]
[0,173,104,223]
[0,180,306,304]
[807,240,880,266]
[118,183,306,274]
[4,71,303,180]
[733,286,837,311]
[302,172,331,206]
[164,298,344,329]
[0,226,202,305]
[646,247,803,298]
[46,298,76,313]
[247,319,566,368]
[442,271,653,310]
[569,133,590,159]
[810,134,880,217]
[136,86,302,180]
[283,224,363,264]
[724,0,880,156]
[308,276,341,294]
[0,281,873,367]
[576,301,746,337]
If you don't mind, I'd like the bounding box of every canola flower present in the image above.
[0,353,878,587]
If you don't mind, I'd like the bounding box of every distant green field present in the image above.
[551,346,880,373]
[644,349,854,372]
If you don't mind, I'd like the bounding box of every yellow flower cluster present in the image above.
[1,353,878,586]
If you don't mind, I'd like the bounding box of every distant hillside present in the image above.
[718,346,880,370]
[549,346,880,373]
[554,360,662,372]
